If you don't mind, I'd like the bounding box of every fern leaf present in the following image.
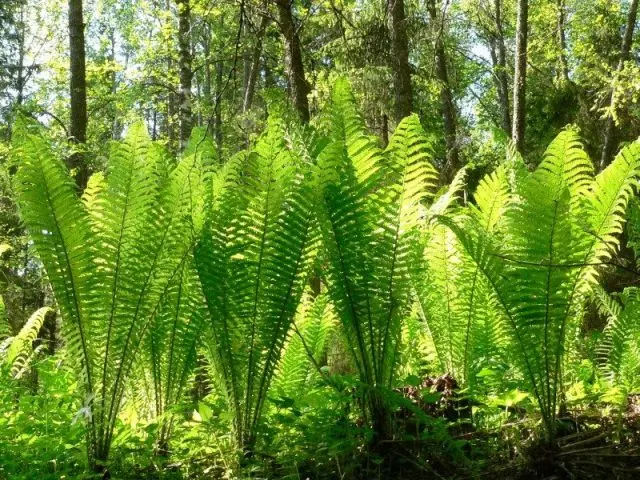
[597,287,640,396]
[196,116,319,450]
[2,307,52,378]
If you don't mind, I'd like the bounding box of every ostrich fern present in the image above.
[272,292,335,399]
[593,286,640,407]
[316,80,439,437]
[0,306,52,378]
[144,259,206,452]
[195,116,319,453]
[12,121,205,470]
[445,131,640,439]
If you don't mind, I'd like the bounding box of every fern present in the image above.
[316,80,438,436]
[272,292,335,399]
[595,287,640,406]
[416,166,510,387]
[196,115,319,452]
[443,132,640,439]
[145,259,206,450]
[0,306,52,378]
[13,120,204,470]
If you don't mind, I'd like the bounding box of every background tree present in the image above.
[67,0,89,188]
[511,0,528,153]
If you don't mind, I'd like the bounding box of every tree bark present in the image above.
[243,15,269,112]
[511,0,528,154]
[15,6,25,108]
[68,0,89,190]
[600,0,639,169]
[427,0,459,181]
[556,0,570,83]
[176,0,193,149]
[275,0,310,123]
[381,112,389,147]
[214,56,223,153]
[387,0,413,122]
[493,0,511,135]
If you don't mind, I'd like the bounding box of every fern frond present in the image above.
[13,121,97,445]
[427,167,465,221]
[2,307,52,378]
[13,120,205,467]
[272,293,335,398]
[597,287,640,396]
[416,166,511,386]
[322,77,382,191]
[145,257,207,447]
[591,284,623,321]
[582,141,640,278]
[317,84,439,436]
[196,116,319,450]
[533,128,594,200]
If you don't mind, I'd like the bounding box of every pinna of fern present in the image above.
[315,79,439,438]
[12,120,205,471]
[195,115,319,454]
[444,130,640,440]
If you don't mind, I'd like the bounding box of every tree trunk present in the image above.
[15,6,25,108]
[109,31,122,140]
[214,57,223,154]
[556,0,569,83]
[176,0,193,149]
[511,0,528,154]
[493,0,511,135]
[381,112,389,147]
[243,15,269,112]
[275,0,310,123]
[427,0,459,181]
[68,0,89,190]
[600,0,638,169]
[201,24,213,118]
[387,0,413,122]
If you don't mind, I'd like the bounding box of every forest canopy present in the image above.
[1,0,640,479]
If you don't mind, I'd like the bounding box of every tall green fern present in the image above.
[416,165,510,388]
[444,132,640,439]
[316,80,438,437]
[145,259,206,451]
[272,292,335,399]
[593,286,640,409]
[196,116,319,453]
[12,121,204,470]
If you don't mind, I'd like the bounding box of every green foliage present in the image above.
[595,286,640,406]
[316,79,438,435]
[142,259,206,450]
[0,306,52,378]
[195,115,319,452]
[0,356,85,479]
[0,297,8,340]
[12,119,205,469]
[272,292,336,399]
[445,130,640,439]
[6,77,640,476]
